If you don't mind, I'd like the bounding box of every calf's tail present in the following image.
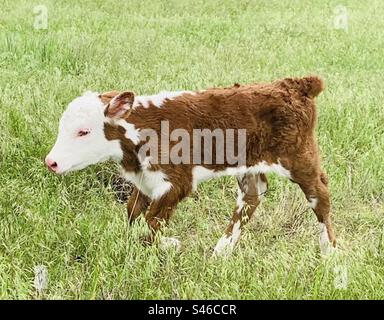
[277,76,325,99]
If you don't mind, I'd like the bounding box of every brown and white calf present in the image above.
[46,76,336,256]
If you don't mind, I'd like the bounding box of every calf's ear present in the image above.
[98,91,120,105]
[104,91,135,118]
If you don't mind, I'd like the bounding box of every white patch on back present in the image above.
[121,168,172,200]
[213,221,241,257]
[133,90,194,108]
[192,160,291,191]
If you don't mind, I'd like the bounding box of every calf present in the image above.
[46,76,336,256]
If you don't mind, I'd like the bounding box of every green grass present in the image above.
[1,0,384,299]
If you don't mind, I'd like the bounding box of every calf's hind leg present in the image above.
[213,173,268,257]
[293,168,336,255]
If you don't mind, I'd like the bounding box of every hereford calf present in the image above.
[45,76,336,256]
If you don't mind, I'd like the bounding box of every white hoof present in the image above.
[159,237,181,251]
[212,221,241,258]
[319,223,336,257]
[212,235,234,258]
[320,242,337,257]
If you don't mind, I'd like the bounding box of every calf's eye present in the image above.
[77,129,91,137]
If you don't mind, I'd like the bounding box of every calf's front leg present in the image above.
[127,187,150,224]
[143,186,189,249]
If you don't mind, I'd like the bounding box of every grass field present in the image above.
[1,0,384,299]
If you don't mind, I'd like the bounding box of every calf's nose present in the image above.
[45,157,59,172]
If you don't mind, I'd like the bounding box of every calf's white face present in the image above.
[45,91,123,174]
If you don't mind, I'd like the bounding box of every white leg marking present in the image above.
[159,237,181,251]
[319,223,335,256]
[236,187,245,214]
[308,197,318,209]
[213,221,241,257]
